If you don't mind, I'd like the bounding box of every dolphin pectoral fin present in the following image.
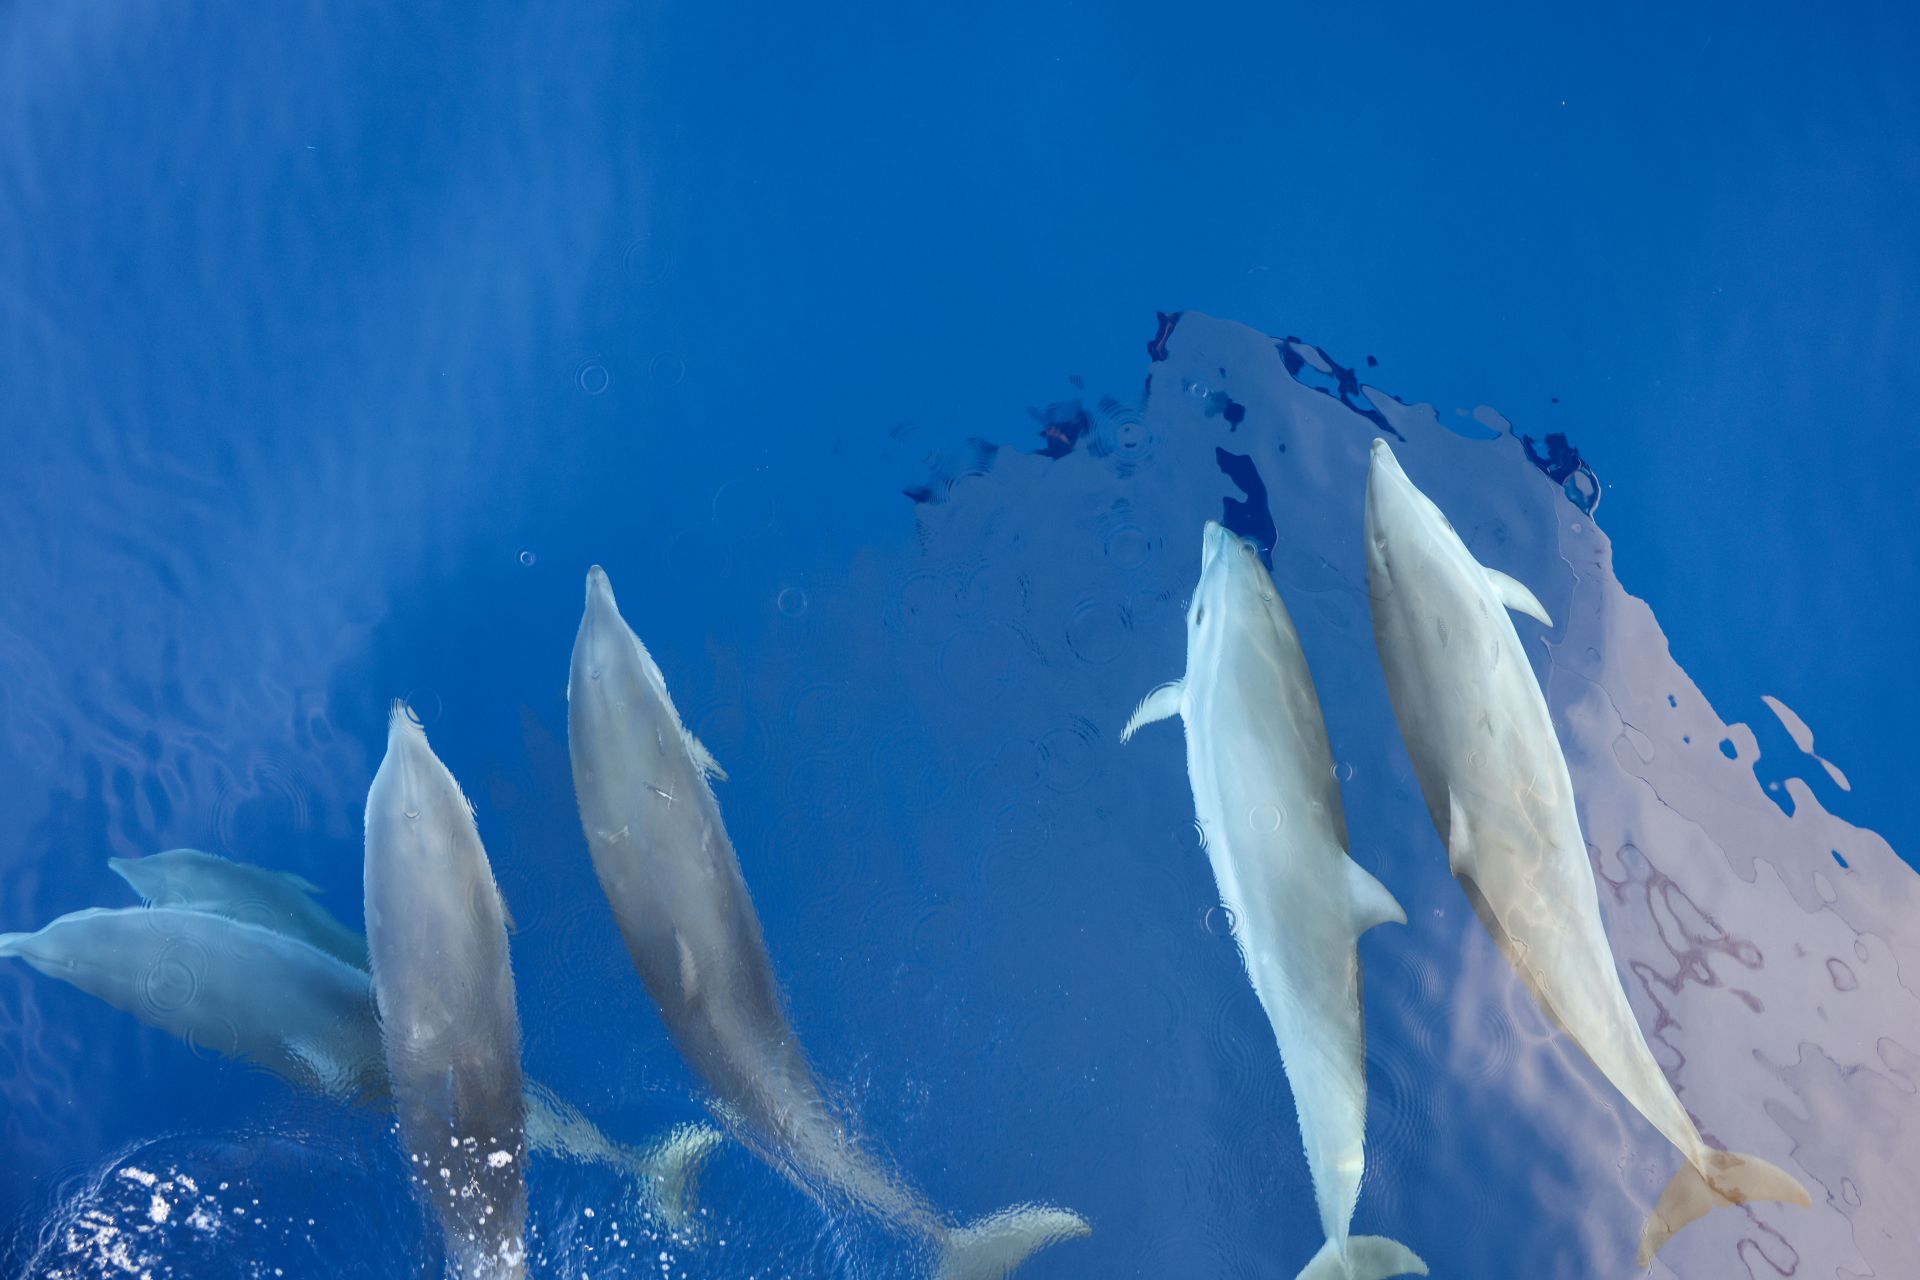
[1294,1235,1428,1280]
[934,1205,1091,1280]
[1484,566,1552,627]
[686,732,728,782]
[1639,1149,1811,1264]
[1120,681,1183,743]
[1346,858,1408,933]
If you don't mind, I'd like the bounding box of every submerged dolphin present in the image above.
[1122,522,1426,1280]
[109,847,369,969]
[0,906,385,1098]
[365,707,528,1280]
[567,565,1089,1280]
[8,878,719,1225]
[1363,439,1811,1263]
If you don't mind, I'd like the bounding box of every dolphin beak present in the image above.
[1200,520,1233,574]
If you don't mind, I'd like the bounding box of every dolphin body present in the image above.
[0,906,386,1098]
[364,708,528,1280]
[1362,439,1811,1263]
[1121,522,1426,1280]
[108,847,370,969]
[567,565,1089,1280]
[1,895,718,1228]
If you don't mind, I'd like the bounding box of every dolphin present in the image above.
[0,906,386,1098]
[364,706,527,1280]
[567,564,1090,1280]
[1121,521,1426,1280]
[10,879,721,1228]
[108,847,369,969]
[1362,438,1811,1263]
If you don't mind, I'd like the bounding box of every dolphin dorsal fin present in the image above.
[1484,566,1552,626]
[1345,858,1407,934]
[1120,681,1183,743]
[686,733,727,782]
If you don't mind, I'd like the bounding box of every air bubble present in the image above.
[1247,805,1283,833]
[776,587,809,617]
[517,549,536,567]
[576,362,611,395]
[1204,905,1237,937]
[649,352,687,385]
[1104,525,1152,569]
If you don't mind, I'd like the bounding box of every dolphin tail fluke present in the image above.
[1294,1235,1428,1280]
[624,1122,723,1235]
[932,1204,1091,1280]
[1638,1149,1811,1264]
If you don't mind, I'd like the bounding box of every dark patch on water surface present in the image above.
[1275,336,1406,441]
[1214,446,1277,564]
[1517,429,1601,514]
[1146,310,1179,362]
[1202,386,1246,429]
[903,437,1002,504]
[1032,400,1095,459]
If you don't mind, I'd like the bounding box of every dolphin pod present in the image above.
[1363,438,1811,1261]
[567,565,1091,1280]
[364,706,529,1280]
[3,469,1813,1274]
[1121,521,1426,1280]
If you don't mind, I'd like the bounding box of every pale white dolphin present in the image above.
[1363,438,1811,1264]
[108,847,369,969]
[365,706,527,1280]
[1122,521,1426,1280]
[567,564,1090,1280]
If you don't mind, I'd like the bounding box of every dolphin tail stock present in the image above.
[1638,1148,1811,1265]
[619,1121,724,1235]
[0,930,25,956]
[932,1204,1091,1280]
[1294,1235,1428,1280]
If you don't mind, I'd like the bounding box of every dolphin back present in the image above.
[365,706,527,1280]
[110,848,370,970]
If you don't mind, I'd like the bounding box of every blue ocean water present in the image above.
[3,3,1918,1278]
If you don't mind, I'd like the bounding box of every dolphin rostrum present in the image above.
[567,564,1089,1280]
[5,882,719,1227]
[109,847,370,969]
[1363,438,1811,1263]
[365,706,528,1280]
[1122,521,1426,1280]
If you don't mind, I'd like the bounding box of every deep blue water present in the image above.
[4,4,1919,1278]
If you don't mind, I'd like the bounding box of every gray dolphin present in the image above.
[1122,522,1425,1280]
[108,847,369,969]
[1363,438,1810,1263]
[0,906,385,1098]
[567,565,1089,1280]
[365,706,527,1280]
